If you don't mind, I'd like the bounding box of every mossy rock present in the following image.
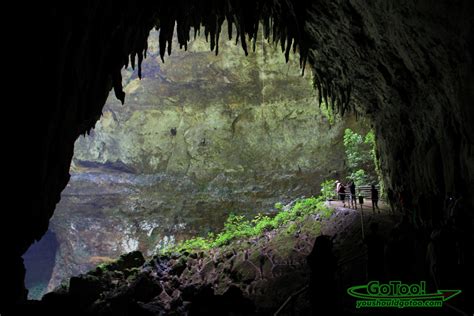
[234,261,258,284]
[125,267,141,280]
[101,251,145,272]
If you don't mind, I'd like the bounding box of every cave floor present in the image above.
[29,199,465,315]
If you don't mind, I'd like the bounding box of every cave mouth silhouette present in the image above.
[23,27,367,298]
[4,1,473,315]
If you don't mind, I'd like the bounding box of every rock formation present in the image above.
[4,0,473,314]
[44,29,357,293]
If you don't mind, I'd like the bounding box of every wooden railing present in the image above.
[326,185,381,201]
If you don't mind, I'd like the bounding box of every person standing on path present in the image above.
[364,222,385,280]
[371,184,380,214]
[337,181,346,207]
[349,181,356,209]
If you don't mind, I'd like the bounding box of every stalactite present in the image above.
[94,0,352,118]
[9,1,470,312]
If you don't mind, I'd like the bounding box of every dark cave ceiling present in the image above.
[3,0,473,309]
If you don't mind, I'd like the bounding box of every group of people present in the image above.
[335,180,380,213]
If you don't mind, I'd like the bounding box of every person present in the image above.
[386,216,416,282]
[364,222,385,280]
[385,227,403,280]
[307,235,337,315]
[349,181,356,209]
[337,181,346,207]
[371,184,380,213]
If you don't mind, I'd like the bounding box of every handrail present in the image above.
[273,285,309,316]
[273,252,367,315]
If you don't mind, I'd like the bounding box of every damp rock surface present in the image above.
[44,204,397,315]
[46,30,360,291]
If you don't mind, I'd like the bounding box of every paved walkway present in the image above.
[327,199,393,215]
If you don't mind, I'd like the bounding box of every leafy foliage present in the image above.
[160,193,333,254]
[343,128,379,186]
[365,130,385,195]
[349,169,368,187]
[320,179,336,200]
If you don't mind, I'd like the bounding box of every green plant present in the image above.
[176,237,210,252]
[285,222,298,235]
[320,101,335,125]
[213,214,254,247]
[253,214,275,234]
[365,130,385,196]
[320,179,336,200]
[350,169,367,187]
[274,202,283,211]
[159,186,334,255]
[343,128,379,186]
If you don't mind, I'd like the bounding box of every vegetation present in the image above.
[343,128,380,187]
[319,101,335,125]
[161,194,332,254]
[320,179,337,200]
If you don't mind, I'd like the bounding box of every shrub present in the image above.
[320,179,336,200]
[159,186,334,255]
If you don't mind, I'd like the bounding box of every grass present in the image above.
[160,194,333,255]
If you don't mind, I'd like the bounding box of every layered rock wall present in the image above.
[46,30,356,290]
[5,0,473,309]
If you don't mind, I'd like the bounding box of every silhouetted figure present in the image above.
[371,184,380,213]
[306,235,337,315]
[364,222,385,280]
[386,216,416,282]
[170,127,177,136]
[349,181,356,209]
[337,181,346,207]
[397,215,417,281]
[385,227,403,280]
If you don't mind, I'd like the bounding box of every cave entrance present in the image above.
[26,26,373,295]
[22,229,59,299]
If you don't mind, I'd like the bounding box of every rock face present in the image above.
[38,204,399,316]
[303,1,474,223]
[45,30,355,291]
[6,0,473,311]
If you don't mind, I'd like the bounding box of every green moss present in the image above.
[125,267,141,281]
[319,101,335,125]
[300,219,322,236]
[285,222,298,235]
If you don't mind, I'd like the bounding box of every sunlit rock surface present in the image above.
[45,30,357,292]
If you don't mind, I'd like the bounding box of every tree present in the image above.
[343,128,379,187]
